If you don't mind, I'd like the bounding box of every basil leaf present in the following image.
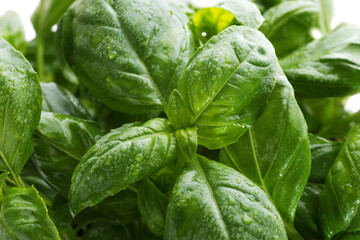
[32,112,104,198]
[169,26,278,149]
[308,134,340,183]
[220,77,311,237]
[260,1,318,58]
[294,184,324,239]
[82,220,128,240]
[175,127,197,161]
[216,0,264,29]
[31,0,75,35]
[165,155,287,239]
[41,82,90,119]
[59,0,195,114]
[69,118,177,216]
[0,38,42,174]
[137,178,168,236]
[0,186,60,240]
[280,25,360,98]
[319,122,360,239]
[0,11,26,53]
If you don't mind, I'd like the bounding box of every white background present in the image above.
[1,0,360,111]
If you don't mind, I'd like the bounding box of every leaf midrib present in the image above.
[103,0,168,110]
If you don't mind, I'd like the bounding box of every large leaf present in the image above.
[0,38,42,175]
[0,186,60,240]
[69,118,177,216]
[280,25,360,98]
[59,0,195,114]
[0,11,26,53]
[220,76,311,237]
[41,82,90,119]
[319,123,360,239]
[168,26,279,149]
[260,1,318,58]
[32,112,104,198]
[165,155,287,239]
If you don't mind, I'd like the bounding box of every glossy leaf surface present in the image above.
[319,123,360,239]
[0,186,60,240]
[220,77,311,233]
[260,1,318,58]
[165,155,287,239]
[59,0,194,114]
[169,26,278,149]
[280,25,360,98]
[32,112,104,198]
[41,82,90,119]
[69,118,177,216]
[308,134,340,183]
[295,184,323,238]
[0,38,42,174]
[137,178,168,236]
[0,11,26,53]
[175,127,197,161]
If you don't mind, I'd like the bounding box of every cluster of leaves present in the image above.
[1,0,360,239]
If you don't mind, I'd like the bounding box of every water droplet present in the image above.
[108,51,117,60]
[135,154,143,162]
[241,203,250,211]
[241,215,253,225]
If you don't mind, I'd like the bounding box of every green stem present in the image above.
[36,34,45,82]
[0,151,25,188]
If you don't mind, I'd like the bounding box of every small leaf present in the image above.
[32,112,104,198]
[0,38,42,174]
[41,82,90,119]
[308,134,340,183]
[175,126,197,161]
[172,26,279,149]
[137,178,168,236]
[0,186,60,240]
[69,118,177,216]
[0,11,27,52]
[165,155,287,239]
[0,172,8,200]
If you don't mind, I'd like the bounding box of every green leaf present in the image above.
[82,220,128,240]
[165,155,287,239]
[31,0,75,35]
[280,25,360,98]
[260,1,318,58]
[31,112,104,198]
[59,0,195,114]
[167,89,192,129]
[308,134,340,183]
[319,122,360,239]
[193,0,264,42]
[216,0,264,29]
[69,118,177,216]
[169,26,278,149]
[175,126,197,161]
[0,11,27,53]
[0,186,60,240]
[220,77,311,237]
[0,38,42,175]
[294,184,323,239]
[137,178,168,236]
[41,82,90,119]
